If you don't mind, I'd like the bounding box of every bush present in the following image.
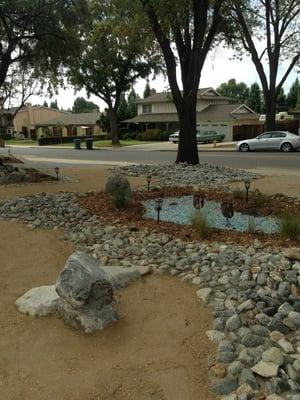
[140,129,172,141]
[112,189,132,209]
[191,211,211,239]
[277,212,300,240]
[249,189,266,208]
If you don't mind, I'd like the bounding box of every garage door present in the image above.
[197,123,232,142]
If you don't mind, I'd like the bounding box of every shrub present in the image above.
[232,188,245,200]
[247,216,256,234]
[38,134,106,145]
[191,211,211,239]
[112,189,131,209]
[249,189,266,208]
[277,212,300,240]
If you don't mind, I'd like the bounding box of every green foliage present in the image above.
[217,79,249,103]
[191,211,211,240]
[43,100,48,107]
[287,78,300,109]
[247,216,256,234]
[112,189,132,209]
[232,188,245,200]
[277,88,288,112]
[249,189,266,208]
[248,83,262,113]
[50,100,58,109]
[143,81,151,98]
[72,97,99,113]
[277,212,300,240]
[139,129,170,141]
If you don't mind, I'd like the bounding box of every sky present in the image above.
[31,45,299,112]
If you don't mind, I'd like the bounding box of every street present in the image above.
[1,145,300,171]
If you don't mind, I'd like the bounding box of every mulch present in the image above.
[78,187,300,248]
[0,155,23,164]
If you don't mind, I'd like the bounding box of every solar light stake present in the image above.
[155,198,163,223]
[54,167,60,180]
[244,179,251,202]
[146,175,152,192]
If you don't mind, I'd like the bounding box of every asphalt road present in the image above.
[1,146,300,171]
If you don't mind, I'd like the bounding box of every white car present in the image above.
[237,131,300,152]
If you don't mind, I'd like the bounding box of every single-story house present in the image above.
[123,87,263,141]
[36,112,103,138]
[288,109,300,135]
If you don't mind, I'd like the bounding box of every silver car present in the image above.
[237,131,300,152]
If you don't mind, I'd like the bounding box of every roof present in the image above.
[37,112,101,126]
[138,87,230,104]
[124,104,259,124]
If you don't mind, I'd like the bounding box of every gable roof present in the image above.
[137,87,230,104]
[36,112,101,126]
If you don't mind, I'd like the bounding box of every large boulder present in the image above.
[55,251,118,333]
[106,172,131,194]
[15,285,59,317]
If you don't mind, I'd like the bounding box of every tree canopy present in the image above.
[72,97,99,113]
[217,79,249,103]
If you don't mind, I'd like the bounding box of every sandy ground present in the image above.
[228,167,300,199]
[0,221,216,400]
[0,167,147,201]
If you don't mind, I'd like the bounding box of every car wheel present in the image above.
[281,142,292,152]
[239,143,250,152]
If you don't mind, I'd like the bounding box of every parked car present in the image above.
[236,131,300,152]
[169,130,225,144]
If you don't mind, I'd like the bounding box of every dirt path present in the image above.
[0,221,216,400]
[0,167,147,200]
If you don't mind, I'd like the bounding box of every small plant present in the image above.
[247,216,256,234]
[249,189,266,208]
[191,211,211,239]
[112,189,131,209]
[277,212,300,240]
[232,188,244,200]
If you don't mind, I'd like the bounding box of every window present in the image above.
[142,104,152,114]
[272,132,286,138]
[259,133,272,139]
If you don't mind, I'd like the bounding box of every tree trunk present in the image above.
[175,92,199,164]
[264,94,277,131]
[108,107,120,146]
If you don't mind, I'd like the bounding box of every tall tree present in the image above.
[277,88,288,112]
[286,78,300,109]
[127,88,139,118]
[67,0,158,145]
[72,97,99,113]
[50,100,58,109]
[248,82,262,113]
[217,79,249,103]
[43,100,49,107]
[229,0,300,131]
[0,0,87,88]
[140,0,224,164]
[143,81,151,98]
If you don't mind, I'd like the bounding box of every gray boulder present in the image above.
[55,251,118,333]
[16,285,59,317]
[106,172,131,194]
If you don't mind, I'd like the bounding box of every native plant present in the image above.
[249,189,266,208]
[112,189,132,209]
[191,211,211,239]
[247,216,256,234]
[277,212,300,240]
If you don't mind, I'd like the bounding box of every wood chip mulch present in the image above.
[78,187,300,248]
[0,155,23,164]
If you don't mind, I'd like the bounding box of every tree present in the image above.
[140,0,224,164]
[43,100,49,107]
[286,78,300,109]
[277,88,288,112]
[127,88,140,118]
[50,100,58,109]
[67,0,158,145]
[248,83,262,113]
[72,97,99,113]
[0,0,87,89]
[217,79,249,103]
[143,81,151,98]
[229,0,300,131]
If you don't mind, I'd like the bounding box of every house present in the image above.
[36,112,103,138]
[11,103,68,138]
[287,109,300,135]
[123,88,263,141]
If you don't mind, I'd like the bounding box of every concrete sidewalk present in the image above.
[6,141,236,152]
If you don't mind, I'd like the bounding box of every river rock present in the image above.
[55,251,118,333]
[251,361,278,378]
[15,285,59,316]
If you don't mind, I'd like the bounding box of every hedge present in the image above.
[38,134,106,146]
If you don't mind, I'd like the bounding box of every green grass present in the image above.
[5,139,36,145]
[191,211,211,239]
[277,212,300,240]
